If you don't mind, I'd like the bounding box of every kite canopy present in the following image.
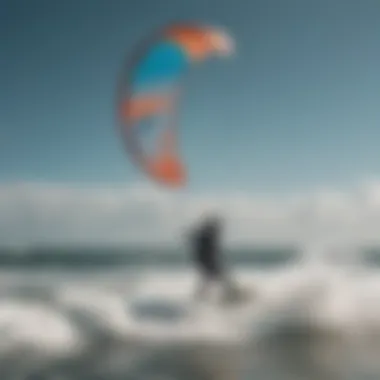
[117,23,234,188]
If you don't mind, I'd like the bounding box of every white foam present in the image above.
[0,248,380,357]
[0,300,82,356]
[58,286,134,336]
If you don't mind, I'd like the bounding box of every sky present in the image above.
[2,0,380,246]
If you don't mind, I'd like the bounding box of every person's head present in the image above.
[202,214,223,233]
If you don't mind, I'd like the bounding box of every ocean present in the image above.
[1,246,380,380]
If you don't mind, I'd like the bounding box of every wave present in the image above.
[1,250,380,378]
[0,246,298,269]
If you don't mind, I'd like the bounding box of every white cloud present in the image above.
[2,181,380,247]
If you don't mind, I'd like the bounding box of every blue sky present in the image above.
[2,0,380,194]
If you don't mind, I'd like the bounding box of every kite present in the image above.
[116,23,234,188]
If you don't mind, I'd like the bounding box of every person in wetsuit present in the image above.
[192,215,224,280]
[189,215,238,301]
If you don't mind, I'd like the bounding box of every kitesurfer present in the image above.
[189,214,241,302]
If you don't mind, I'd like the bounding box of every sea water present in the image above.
[0,246,379,379]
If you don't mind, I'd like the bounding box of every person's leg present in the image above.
[194,276,208,300]
[218,270,247,303]
[193,267,214,302]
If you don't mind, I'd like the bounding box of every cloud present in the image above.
[2,181,380,247]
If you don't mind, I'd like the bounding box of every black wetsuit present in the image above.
[192,221,223,280]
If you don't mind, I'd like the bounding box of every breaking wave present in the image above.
[1,247,380,379]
